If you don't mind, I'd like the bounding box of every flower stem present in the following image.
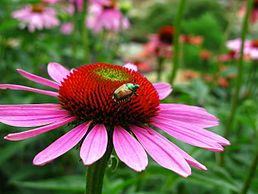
[73,2,79,61]
[220,0,253,166]
[157,57,164,82]
[86,136,113,194]
[240,148,258,194]
[82,0,89,63]
[218,0,240,54]
[168,0,187,85]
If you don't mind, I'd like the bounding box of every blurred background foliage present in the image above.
[0,0,258,194]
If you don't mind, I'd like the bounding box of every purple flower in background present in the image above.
[0,63,230,177]
[239,0,258,24]
[227,39,258,60]
[246,40,258,60]
[87,0,130,33]
[60,22,73,35]
[12,4,59,32]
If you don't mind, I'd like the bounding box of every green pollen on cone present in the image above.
[95,68,130,81]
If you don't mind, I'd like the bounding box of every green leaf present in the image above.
[12,175,84,192]
[0,138,35,165]
[188,173,239,192]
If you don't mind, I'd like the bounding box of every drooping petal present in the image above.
[0,104,61,110]
[33,122,89,166]
[0,109,68,117]
[131,125,191,177]
[0,115,68,127]
[80,124,108,165]
[153,82,173,100]
[171,144,207,170]
[4,117,76,141]
[47,62,70,84]
[153,115,229,146]
[17,69,59,89]
[113,126,148,172]
[0,113,69,121]
[159,103,207,111]
[151,119,224,152]
[159,104,219,128]
[0,84,58,97]
[129,122,207,171]
[123,63,138,71]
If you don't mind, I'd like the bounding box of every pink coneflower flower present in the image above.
[226,39,258,60]
[239,0,258,24]
[60,22,74,35]
[87,0,130,33]
[0,62,230,177]
[246,40,258,60]
[144,26,174,58]
[12,4,59,32]
[218,50,238,62]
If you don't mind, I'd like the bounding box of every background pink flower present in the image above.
[227,39,258,60]
[12,4,59,32]
[87,1,130,33]
[60,22,74,35]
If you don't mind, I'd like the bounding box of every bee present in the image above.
[112,83,139,102]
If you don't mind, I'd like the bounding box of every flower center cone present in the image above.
[58,63,160,127]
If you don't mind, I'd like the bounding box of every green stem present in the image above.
[86,135,113,194]
[72,2,79,61]
[135,172,145,192]
[82,0,89,63]
[247,61,258,98]
[220,0,253,166]
[240,148,258,194]
[157,57,164,82]
[168,0,187,85]
[218,0,240,54]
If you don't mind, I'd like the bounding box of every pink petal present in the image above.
[131,125,191,177]
[47,62,70,84]
[113,126,148,172]
[154,114,229,146]
[0,115,67,127]
[0,104,61,110]
[17,69,59,89]
[0,84,58,97]
[170,143,207,170]
[159,104,219,128]
[151,119,224,152]
[0,109,68,117]
[80,124,108,165]
[153,82,173,100]
[0,113,69,121]
[33,122,89,166]
[123,63,138,71]
[159,103,206,111]
[4,117,76,141]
